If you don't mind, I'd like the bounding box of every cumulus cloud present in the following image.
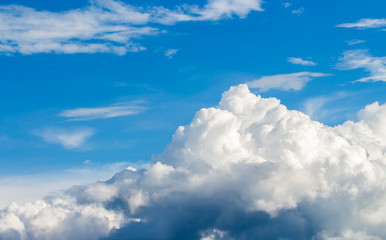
[34,128,94,149]
[59,102,146,121]
[0,0,263,55]
[338,49,386,82]
[288,57,316,66]
[2,84,386,239]
[0,162,141,209]
[337,18,386,29]
[247,71,331,91]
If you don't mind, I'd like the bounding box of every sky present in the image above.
[1,0,386,239]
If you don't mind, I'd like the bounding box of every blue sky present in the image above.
[1,0,386,207]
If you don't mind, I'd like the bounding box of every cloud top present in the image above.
[2,84,386,239]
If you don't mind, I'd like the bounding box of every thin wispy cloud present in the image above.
[0,0,264,55]
[247,72,331,91]
[282,2,291,8]
[302,92,351,123]
[164,49,178,59]
[287,57,316,66]
[337,18,386,29]
[337,49,386,82]
[34,128,94,149]
[59,102,146,121]
[291,7,304,15]
[346,39,365,45]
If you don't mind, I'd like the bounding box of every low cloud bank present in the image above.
[1,84,386,240]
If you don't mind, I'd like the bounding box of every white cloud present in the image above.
[0,0,264,55]
[34,128,94,149]
[288,57,316,66]
[302,92,351,123]
[59,102,146,121]
[164,49,179,59]
[2,84,386,239]
[291,7,304,15]
[346,39,365,46]
[337,49,386,82]
[337,18,386,29]
[0,162,140,209]
[247,71,331,91]
[282,2,291,8]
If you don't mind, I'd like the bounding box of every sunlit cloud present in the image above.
[2,85,386,239]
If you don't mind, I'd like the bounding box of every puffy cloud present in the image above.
[34,128,94,149]
[59,101,146,121]
[337,18,386,29]
[288,57,316,66]
[0,0,263,55]
[338,49,386,82]
[247,71,331,91]
[2,84,386,239]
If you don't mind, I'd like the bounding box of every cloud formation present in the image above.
[337,18,386,29]
[291,7,304,15]
[247,71,331,91]
[346,39,365,46]
[164,49,179,59]
[2,84,386,239]
[338,49,386,82]
[288,57,316,66]
[0,0,264,55]
[59,102,145,121]
[34,128,94,149]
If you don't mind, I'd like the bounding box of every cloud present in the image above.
[346,39,365,46]
[59,102,146,121]
[247,71,331,91]
[164,49,179,59]
[302,92,351,123]
[337,49,386,82]
[291,7,304,15]
[337,18,386,29]
[0,0,264,55]
[282,2,291,8]
[288,57,316,66]
[0,162,143,209]
[34,128,94,149]
[2,84,386,239]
